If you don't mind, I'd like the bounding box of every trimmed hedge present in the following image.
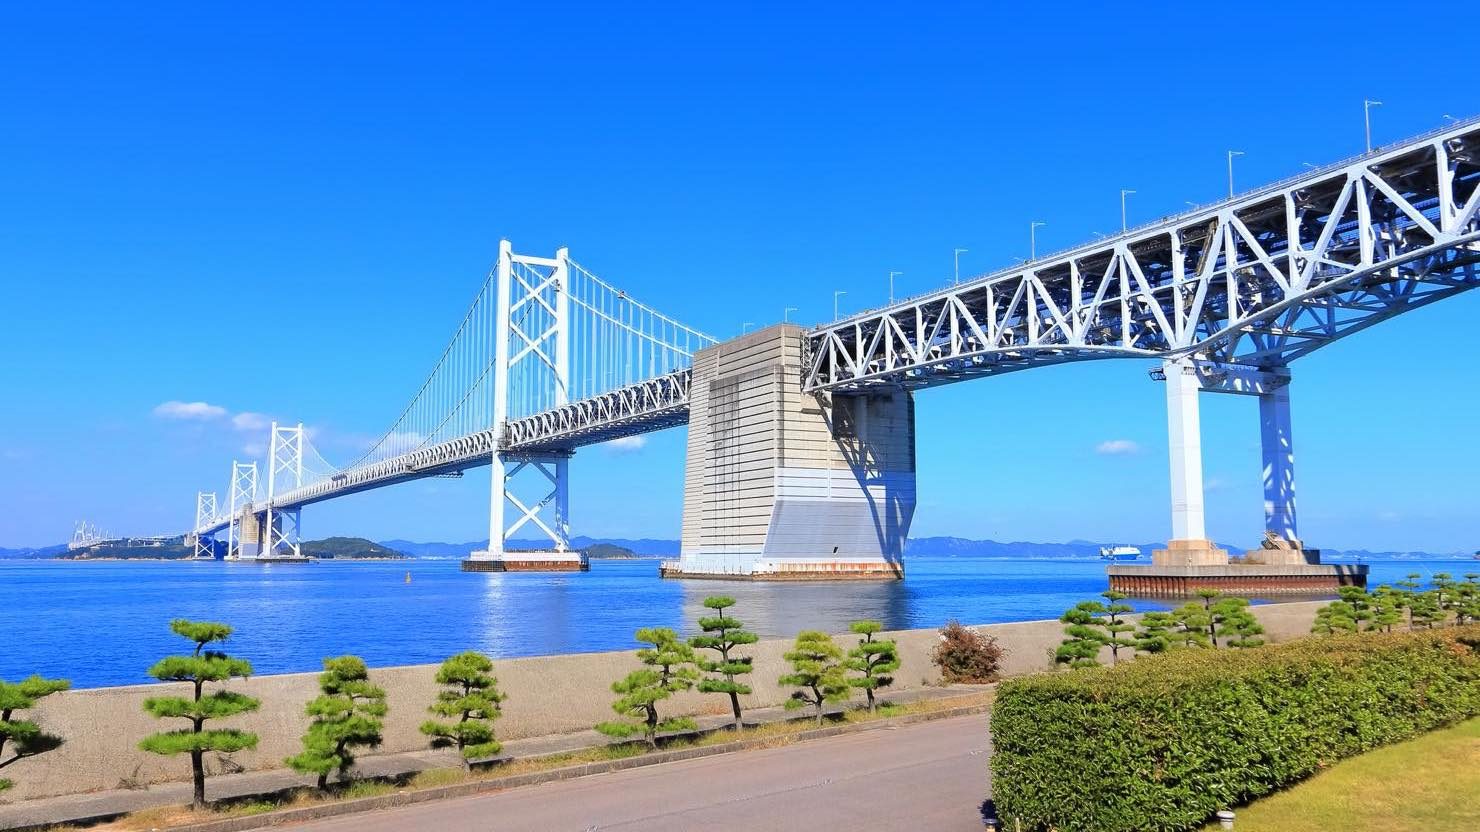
[990,626,1480,832]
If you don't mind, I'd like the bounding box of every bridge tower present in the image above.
[262,422,308,560]
[192,491,218,559]
[225,460,258,560]
[464,241,587,572]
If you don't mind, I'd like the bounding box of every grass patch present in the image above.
[43,689,993,831]
[1203,717,1480,832]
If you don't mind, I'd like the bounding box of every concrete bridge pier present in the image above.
[663,323,915,581]
[1113,358,1365,595]
[464,450,589,573]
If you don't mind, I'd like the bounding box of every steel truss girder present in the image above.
[805,119,1480,392]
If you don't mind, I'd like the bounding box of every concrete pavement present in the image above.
[285,713,993,832]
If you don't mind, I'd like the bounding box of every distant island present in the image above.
[50,536,408,561]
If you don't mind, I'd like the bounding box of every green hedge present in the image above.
[990,626,1480,832]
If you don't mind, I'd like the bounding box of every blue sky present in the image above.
[2,1,1476,551]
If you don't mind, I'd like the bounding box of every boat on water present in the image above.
[1099,545,1143,562]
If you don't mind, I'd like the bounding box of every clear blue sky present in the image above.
[2,1,1476,552]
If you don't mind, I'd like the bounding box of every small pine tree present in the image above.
[1099,591,1137,665]
[1409,590,1444,629]
[1336,586,1373,630]
[1395,573,1423,629]
[1171,603,1212,648]
[845,621,899,713]
[286,656,387,790]
[597,628,699,749]
[1371,587,1404,632]
[0,675,70,794]
[780,631,850,725]
[139,620,259,809]
[1134,611,1177,653]
[1194,588,1222,644]
[1457,574,1480,626]
[689,596,757,730]
[1055,601,1108,668]
[1312,600,1358,635]
[1211,597,1264,648]
[420,652,505,765]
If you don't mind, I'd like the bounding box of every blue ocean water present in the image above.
[0,556,1469,688]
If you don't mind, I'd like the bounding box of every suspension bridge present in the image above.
[170,116,1476,587]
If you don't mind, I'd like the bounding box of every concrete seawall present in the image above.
[9,601,1325,802]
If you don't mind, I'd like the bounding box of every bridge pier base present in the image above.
[464,451,590,573]
[666,324,913,581]
[1120,359,1364,596]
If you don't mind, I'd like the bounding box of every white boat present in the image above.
[1099,545,1143,561]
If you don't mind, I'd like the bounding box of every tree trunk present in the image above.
[317,771,329,791]
[866,687,876,714]
[191,749,205,808]
[728,692,742,730]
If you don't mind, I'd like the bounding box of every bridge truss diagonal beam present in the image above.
[805,118,1480,392]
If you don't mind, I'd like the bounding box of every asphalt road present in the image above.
[287,713,993,832]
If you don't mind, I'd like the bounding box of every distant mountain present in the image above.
[583,542,638,559]
[0,545,68,559]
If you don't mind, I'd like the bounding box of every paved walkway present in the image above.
[0,685,991,830]
[288,712,993,832]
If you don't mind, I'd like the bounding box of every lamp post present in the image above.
[1120,189,1135,233]
[833,290,847,321]
[953,248,968,285]
[783,306,797,323]
[1227,150,1244,199]
[741,322,754,333]
[888,270,902,304]
[1364,99,1382,152]
[1030,221,1046,260]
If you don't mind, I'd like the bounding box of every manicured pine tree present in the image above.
[1371,586,1404,632]
[287,656,387,790]
[420,651,505,766]
[1432,573,1462,625]
[1055,601,1108,668]
[0,675,70,794]
[1312,600,1358,635]
[1395,573,1423,629]
[1099,590,1137,665]
[1171,603,1213,648]
[1457,574,1480,626]
[689,596,757,730]
[1336,586,1373,630]
[1210,597,1263,648]
[139,620,260,809]
[1133,611,1178,653]
[597,628,699,749]
[845,621,899,713]
[779,631,850,725]
[1194,588,1222,644]
[1409,590,1444,629]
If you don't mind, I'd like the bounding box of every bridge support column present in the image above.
[1115,360,1362,596]
[665,323,913,581]
[1155,358,1227,566]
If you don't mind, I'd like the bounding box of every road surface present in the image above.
[288,713,993,831]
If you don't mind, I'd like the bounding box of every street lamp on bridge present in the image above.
[1030,221,1046,260]
[833,290,847,321]
[888,270,902,304]
[783,306,797,323]
[1227,150,1244,199]
[1364,99,1383,152]
[953,248,968,285]
[1120,189,1135,233]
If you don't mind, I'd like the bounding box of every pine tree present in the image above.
[597,628,699,749]
[1171,603,1213,648]
[1395,573,1423,629]
[139,620,259,809]
[1209,597,1264,648]
[1099,591,1137,665]
[689,596,757,730]
[1133,611,1177,653]
[845,621,899,713]
[286,656,387,790]
[1055,601,1108,668]
[1312,600,1359,635]
[779,630,850,725]
[1336,586,1373,630]
[1371,586,1404,632]
[1457,574,1480,626]
[1194,588,1222,644]
[1409,590,1444,629]
[420,652,505,765]
[0,675,70,794]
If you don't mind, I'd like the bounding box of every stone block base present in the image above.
[660,558,903,581]
[1152,538,1229,566]
[462,551,590,573]
[1107,563,1368,598]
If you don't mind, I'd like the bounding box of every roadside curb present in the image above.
[92,701,992,832]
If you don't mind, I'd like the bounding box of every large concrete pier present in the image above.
[664,324,914,580]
